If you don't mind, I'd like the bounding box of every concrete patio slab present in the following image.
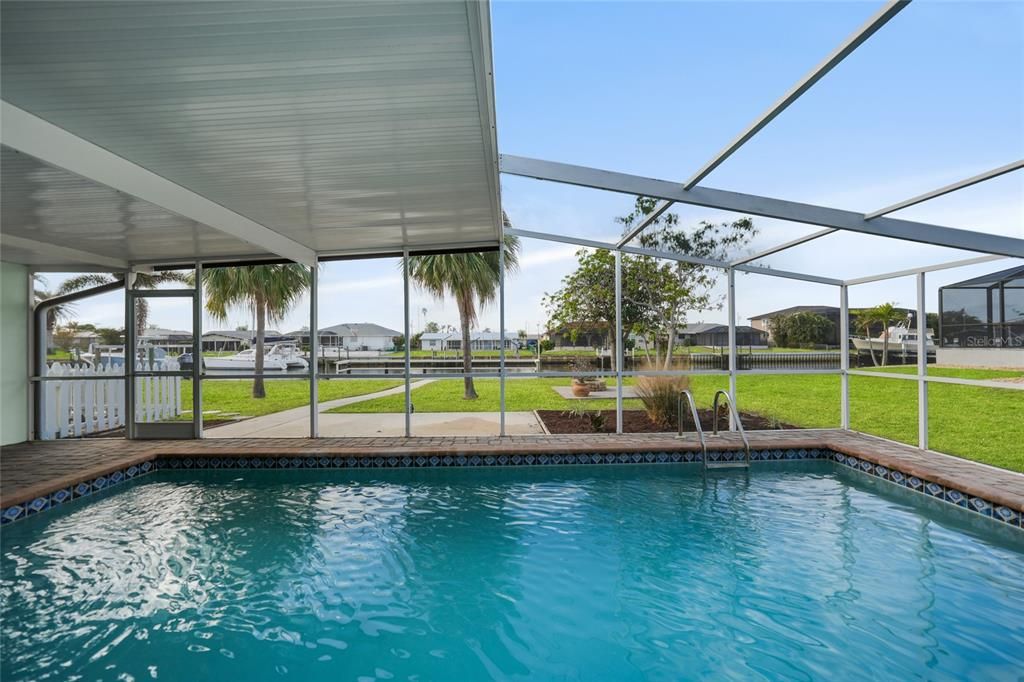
[207,411,545,438]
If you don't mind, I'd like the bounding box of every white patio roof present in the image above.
[0,0,501,269]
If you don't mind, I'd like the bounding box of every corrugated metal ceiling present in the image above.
[0,1,500,267]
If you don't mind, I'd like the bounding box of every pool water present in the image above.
[2,462,1022,681]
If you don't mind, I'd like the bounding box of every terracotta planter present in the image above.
[571,380,591,397]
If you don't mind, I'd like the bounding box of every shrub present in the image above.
[635,374,690,429]
[561,403,607,432]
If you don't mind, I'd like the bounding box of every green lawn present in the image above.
[327,369,1023,472]
[186,379,403,419]
[327,378,639,413]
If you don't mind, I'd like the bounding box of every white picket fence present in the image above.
[41,360,182,439]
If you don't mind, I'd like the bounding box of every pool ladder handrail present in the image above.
[676,389,707,463]
[712,390,751,467]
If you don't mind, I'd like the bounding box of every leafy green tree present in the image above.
[544,249,642,370]
[204,264,312,398]
[545,197,756,370]
[406,227,520,400]
[624,198,756,367]
[769,312,833,348]
[423,321,441,334]
[95,327,124,345]
[52,323,78,353]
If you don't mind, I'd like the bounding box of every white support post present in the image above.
[727,268,738,429]
[615,251,624,434]
[403,250,412,438]
[34,277,47,440]
[840,284,850,430]
[309,261,319,438]
[124,276,135,439]
[193,262,203,439]
[499,244,506,437]
[917,272,928,450]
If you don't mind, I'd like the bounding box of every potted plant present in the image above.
[570,355,595,397]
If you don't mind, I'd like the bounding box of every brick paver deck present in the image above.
[2,430,1022,513]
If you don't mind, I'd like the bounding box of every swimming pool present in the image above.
[2,462,1022,681]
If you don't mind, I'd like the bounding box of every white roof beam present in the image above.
[1,101,316,267]
[865,159,1024,219]
[1,233,129,270]
[730,228,837,266]
[500,155,1024,258]
[505,227,842,286]
[844,255,1009,285]
[617,1,909,249]
[684,0,910,190]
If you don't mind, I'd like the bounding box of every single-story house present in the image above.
[422,330,525,351]
[750,305,916,346]
[677,323,768,348]
[66,329,100,350]
[138,327,193,353]
[285,323,402,351]
[749,306,842,344]
[547,323,610,349]
[200,329,287,352]
[420,332,451,351]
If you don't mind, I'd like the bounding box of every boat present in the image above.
[80,344,170,369]
[203,343,307,372]
[269,343,309,370]
[852,318,936,355]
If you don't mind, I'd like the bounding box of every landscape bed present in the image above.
[2,459,1021,681]
[536,408,797,434]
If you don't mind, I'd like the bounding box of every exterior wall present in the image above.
[342,335,394,351]
[201,338,244,352]
[1,262,29,445]
[936,347,1024,369]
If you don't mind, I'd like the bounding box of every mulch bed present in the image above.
[537,409,799,434]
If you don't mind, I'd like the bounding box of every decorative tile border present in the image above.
[832,452,1021,529]
[2,449,1019,531]
[1,460,157,525]
[152,448,825,471]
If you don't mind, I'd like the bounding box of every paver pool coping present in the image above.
[2,430,1022,527]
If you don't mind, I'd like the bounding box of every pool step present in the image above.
[705,461,750,470]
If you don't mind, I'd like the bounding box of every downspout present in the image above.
[32,276,126,439]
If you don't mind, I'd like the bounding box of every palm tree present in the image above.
[33,275,71,351]
[857,303,900,367]
[203,264,312,398]
[855,309,879,367]
[57,271,191,338]
[405,230,520,400]
[870,302,900,367]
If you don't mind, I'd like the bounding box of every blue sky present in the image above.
[53,1,1023,336]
